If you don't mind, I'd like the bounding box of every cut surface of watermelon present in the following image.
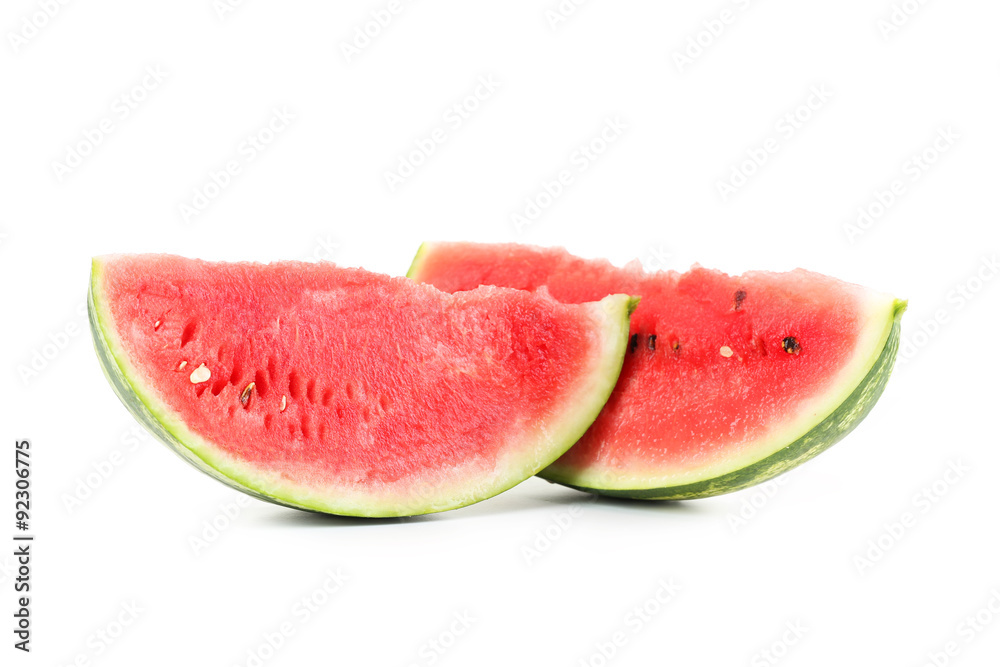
[408,242,905,499]
[89,254,636,516]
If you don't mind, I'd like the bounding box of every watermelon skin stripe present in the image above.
[88,258,639,517]
[542,300,906,500]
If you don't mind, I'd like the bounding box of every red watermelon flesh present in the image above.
[89,254,636,516]
[408,243,905,499]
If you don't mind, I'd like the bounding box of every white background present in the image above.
[3,1,999,665]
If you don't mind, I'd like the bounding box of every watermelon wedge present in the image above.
[88,254,636,517]
[408,243,906,500]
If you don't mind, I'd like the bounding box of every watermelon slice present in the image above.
[88,254,636,517]
[408,243,906,500]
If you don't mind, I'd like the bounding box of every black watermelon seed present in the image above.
[647,335,657,351]
[629,334,638,353]
[782,337,801,354]
[240,382,255,407]
[734,289,747,311]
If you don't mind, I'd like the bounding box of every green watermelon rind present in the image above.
[88,257,639,517]
[406,242,433,281]
[541,299,907,500]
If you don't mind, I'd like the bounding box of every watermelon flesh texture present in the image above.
[408,243,906,499]
[89,255,636,516]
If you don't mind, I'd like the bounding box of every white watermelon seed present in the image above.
[280,395,287,412]
[720,346,734,358]
[177,360,188,371]
[190,364,211,383]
